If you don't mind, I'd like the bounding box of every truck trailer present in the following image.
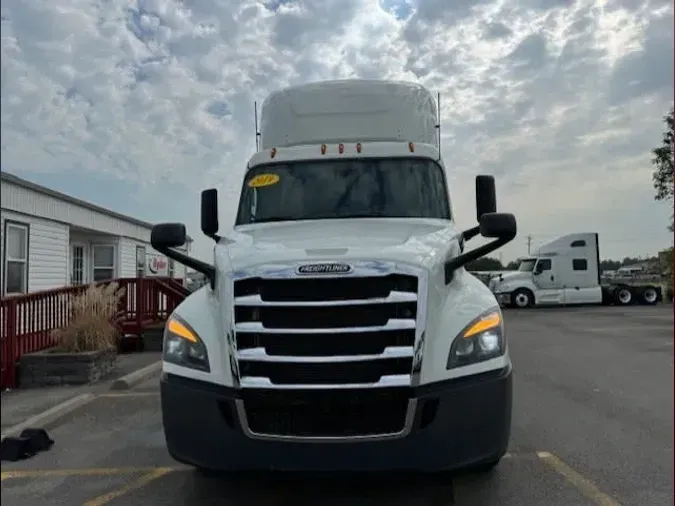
[488,232,663,308]
[150,79,518,474]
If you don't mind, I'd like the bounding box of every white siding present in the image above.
[119,237,140,278]
[119,237,189,282]
[1,210,69,294]
[173,256,188,281]
[30,218,69,292]
[1,177,193,294]
[1,179,152,243]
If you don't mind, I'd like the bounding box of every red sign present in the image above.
[148,255,168,275]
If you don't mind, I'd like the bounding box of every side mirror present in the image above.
[461,175,500,243]
[447,176,516,284]
[479,212,517,240]
[201,189,219,237]
[476,175,497,221]
[151,223,186,249]
[446,211,517,283]
[151,222,217,289]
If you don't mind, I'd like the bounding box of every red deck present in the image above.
[0,277,189,389]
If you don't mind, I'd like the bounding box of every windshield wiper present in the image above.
[252,216,303,223]
[332,212,395,219]
[252,212,396,223]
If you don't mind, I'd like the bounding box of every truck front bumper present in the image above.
[494,292,511,306]
[160,365,512,473]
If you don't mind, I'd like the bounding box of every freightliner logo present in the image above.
[296,263,353,275]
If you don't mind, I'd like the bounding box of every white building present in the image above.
[0,172,192,297]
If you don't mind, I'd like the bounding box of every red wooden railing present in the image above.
[0,277,188,389]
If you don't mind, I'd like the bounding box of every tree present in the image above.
[465,257,504,271]
[600,259,621,272]
[651,106,674,231]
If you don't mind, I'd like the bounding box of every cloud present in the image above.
[1,0,673,264]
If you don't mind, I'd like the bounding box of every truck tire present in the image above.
[613,285,633,306]
[640,286,659,305]
[601,286,613,305]
[511,288,534,308]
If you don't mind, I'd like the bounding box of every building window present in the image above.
[570,240,586,247]
[136,246,146,278]
[92,244,116,282]
[572,258,588,271]
[168,259,175,278]
[3,221,29,295]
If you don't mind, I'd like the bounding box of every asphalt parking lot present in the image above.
[1,305,672,505]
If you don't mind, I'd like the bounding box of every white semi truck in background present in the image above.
[489,233,663,308]
[150,79,518,474]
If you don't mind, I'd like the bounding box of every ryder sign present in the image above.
[147,254,169,276]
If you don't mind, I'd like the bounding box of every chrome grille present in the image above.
[233,274,419,388]
[232,263,424,439]
[234,274,418,302]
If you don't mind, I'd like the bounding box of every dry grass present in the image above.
[57,282,126,353]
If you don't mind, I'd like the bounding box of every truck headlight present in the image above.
[447,308,505,369]
[163,316,210,372]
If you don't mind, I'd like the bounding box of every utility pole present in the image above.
[527,235,532,255]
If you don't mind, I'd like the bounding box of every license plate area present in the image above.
[240,388,411,438]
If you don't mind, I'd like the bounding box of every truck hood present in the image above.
[489,270,531,291]
[491,271,523,282]
[218,218,459,272]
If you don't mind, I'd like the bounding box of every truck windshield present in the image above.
[518,259,537,272]
[235,158,451,225]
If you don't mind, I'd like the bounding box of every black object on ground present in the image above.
[0,428,54,462]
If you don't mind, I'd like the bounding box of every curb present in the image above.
[110,361,162,391]
[1,393,96,439]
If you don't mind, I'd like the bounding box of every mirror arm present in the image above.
[206,233,221,243]
[444,232,516,284]
[154,245,216,289]
[461,226,480,242]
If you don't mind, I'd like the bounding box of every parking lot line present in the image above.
[537,451,622,506]
[1,393,97,440]
[0,466,187,481]
[0,454,518,484]
[82,467,174,506]
[1,452,620,505]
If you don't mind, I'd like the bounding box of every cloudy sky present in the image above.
[1,0,673,263]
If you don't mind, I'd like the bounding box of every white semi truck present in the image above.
[489,232,662,308]
[150,79,518,474]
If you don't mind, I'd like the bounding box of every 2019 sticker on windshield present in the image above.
[248,173,280,188]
